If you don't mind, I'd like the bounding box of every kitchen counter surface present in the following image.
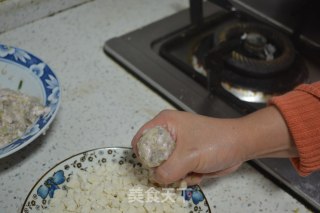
[0,0,311,212]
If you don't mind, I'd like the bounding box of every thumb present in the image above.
[152,149,199,185]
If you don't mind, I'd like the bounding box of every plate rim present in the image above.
[0,44,61,159]
[21,146,212,213]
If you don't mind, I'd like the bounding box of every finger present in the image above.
[152,147,199,185]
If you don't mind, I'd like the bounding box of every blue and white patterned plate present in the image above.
[22,147,211,213]
[0,44,61,158]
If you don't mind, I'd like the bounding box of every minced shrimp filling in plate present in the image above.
[0,88,48,146]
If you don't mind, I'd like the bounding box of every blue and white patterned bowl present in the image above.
[0,44,61,158]
[22,147,211,213]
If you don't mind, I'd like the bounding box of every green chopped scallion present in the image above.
[18,80,23,90]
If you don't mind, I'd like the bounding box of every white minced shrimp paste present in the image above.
[0,88,48,146]
[44,162,187,213]
[137,126,176,168]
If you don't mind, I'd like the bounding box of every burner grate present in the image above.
[160,17,308,107]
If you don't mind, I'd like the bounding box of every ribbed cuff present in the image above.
[270,82,320,176]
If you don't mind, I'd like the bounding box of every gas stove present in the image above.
[159,14,309,114]
[104,0,320,211]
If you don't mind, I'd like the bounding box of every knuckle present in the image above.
[157,109,176,119]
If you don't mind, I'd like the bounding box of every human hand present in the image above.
[131,110,246,185]
[131,107,297,185]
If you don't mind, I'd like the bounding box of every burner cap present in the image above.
[214,21,296,77]
[242,33,276,61]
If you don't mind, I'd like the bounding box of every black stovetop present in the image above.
[104,1,320,211]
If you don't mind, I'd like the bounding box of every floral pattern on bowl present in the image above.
[0,44,61,158]
[22,147,211,213]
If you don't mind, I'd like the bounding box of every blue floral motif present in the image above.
[37,170,65,199]
[12,48,31,63]
[21,124,40,139]
[48,86,60,105]
[45,74,59,90]
[43,106,55,122]
[30,63,45,77]
[0,45,15,57]
[46,74,60,106]
[43,74,60,121]
[0,142,21,155]
[0,44,31,63]
[183,187,205,205]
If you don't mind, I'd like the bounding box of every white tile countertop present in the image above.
[0,0,311,212]
[0,0,91,33]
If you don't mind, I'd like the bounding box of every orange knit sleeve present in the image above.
[270,82,320,176]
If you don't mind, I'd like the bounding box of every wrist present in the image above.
[238,106,298,161]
